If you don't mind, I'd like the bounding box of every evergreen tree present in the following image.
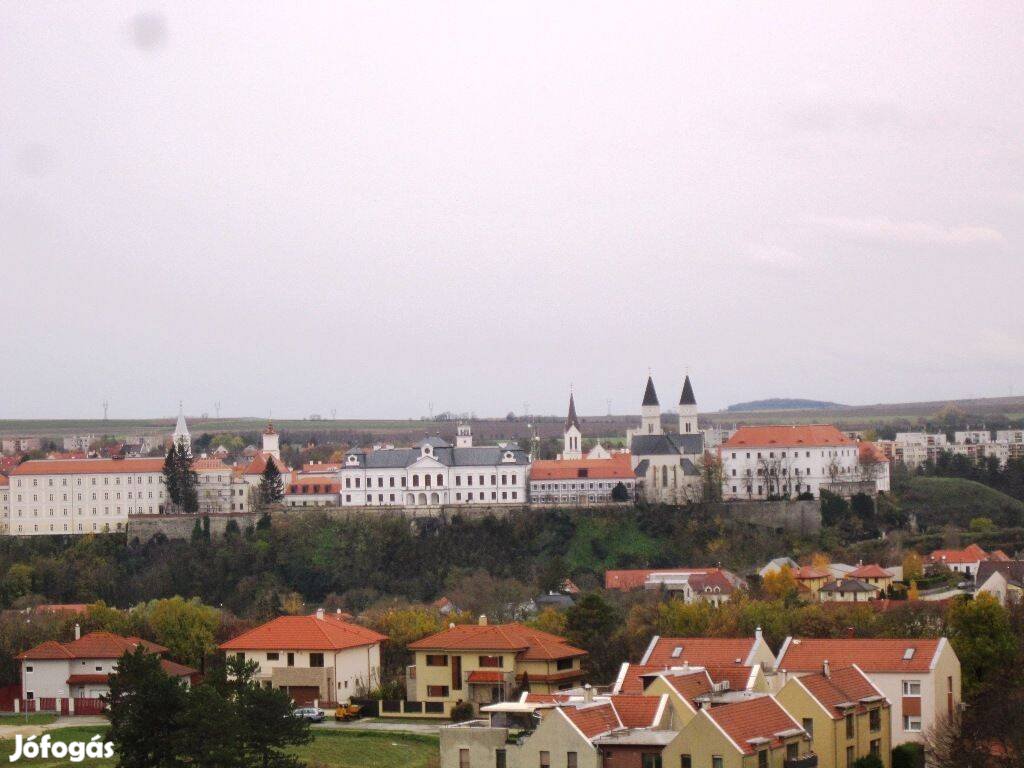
[176,441,199,513]
[105,646,189,768]
[226,655,311,768]
[190,517,204,544]
[259,459,284,505]
[161,446,181,508]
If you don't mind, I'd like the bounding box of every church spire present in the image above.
[642,376,659,407]
[565,392,582,432]
[679,375,696,405]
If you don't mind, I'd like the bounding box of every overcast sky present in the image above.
[2,2,1023,420]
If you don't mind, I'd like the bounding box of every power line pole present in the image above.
[214,401,221,418]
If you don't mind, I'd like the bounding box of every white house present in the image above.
[17,628,195,701]
[219,610,386,705]
[338,431,530,508]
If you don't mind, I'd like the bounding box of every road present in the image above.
[312,717,444,734]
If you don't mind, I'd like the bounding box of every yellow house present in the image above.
[817,578,880,603]
[662,695,815,768]
[408,617,586,714]
[777,664,891,768]
[847,564,894,593]
[795,566,831,599]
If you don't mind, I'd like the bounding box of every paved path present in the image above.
[313,717,444,734]
[0,716,107,739]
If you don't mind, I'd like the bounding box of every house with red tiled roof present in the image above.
[927,543,993,577]
[408,616,587,714]
[776,637,961,746]
[662,695,815,768]
[604,567,745,605]
[847,563,894,592]
[16,628,195,701]
[0,474,9,535]
[284,474,341,507]
[441,688,675,768]
[778,664,892,768]
[219,608,385,706]
[719,424,869,500]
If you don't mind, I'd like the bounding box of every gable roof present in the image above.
[928,544,988,564]
[679,375,696,406]
[795,666,885,719]
[776,637,943,673]
[641,636,760,667]
[722,425,854,449]
[703,696,803,755]
[818,578,880,594]
[976,559,1024,585]
[560,702,622,739]
[608,695,663,728]
[18,631,168,661]
[848,564,891,579]
[531,453,634,481]
[219,614,386,652]
[408,623,586,660]
[604,567,730,591]
[242,452,289,476]
[629,432,705,458]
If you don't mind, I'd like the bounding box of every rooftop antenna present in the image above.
[102,400,109,420]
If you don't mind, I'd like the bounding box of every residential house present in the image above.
[661,695,816,768]
[530,454,637,506]
[219,609,386,706]
[407,618,587,714]
[794,567,831,599]
[846,564,894,594]
[605,568,745,605]
[974,560,1024,605]
[284,475,341,507]
[817,578,880,603]
[613,662,769,699]
[440,689,674,768]
[16,628,196,701]
[759,558,798,579]
[927,544,995,578]
[775,637,961,746]
[777,664,891,768]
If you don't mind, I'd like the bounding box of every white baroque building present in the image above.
[338,429,529,507]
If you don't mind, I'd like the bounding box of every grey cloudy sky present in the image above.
[2,2,1023,420]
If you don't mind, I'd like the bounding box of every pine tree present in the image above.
[176,441,199,513]
[161,446,180,508]
[259,459,284,505]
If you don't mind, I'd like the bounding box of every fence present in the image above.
[4,696,105,716]
[377,699,449,718]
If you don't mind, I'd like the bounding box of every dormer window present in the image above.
[671,646,683,658]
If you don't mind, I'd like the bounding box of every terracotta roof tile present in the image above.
[798,666,884,719]
[220,615,385,652]
[643,637,758,667]
[705,697,802,755]
[609,695,662,728]
[722,425,854,448]
[659,670,715,705]
[848,564,891,579]
[531,453,634,481]
[467,670,504,683]
[66,674,110,685]
[18,632,167,661]
[605,567,725,591]
[11,458,165,476]
[561,703,621,739]
[777,638,942,673]
[408,623,586,661]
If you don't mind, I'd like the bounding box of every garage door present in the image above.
[284,686,319,706]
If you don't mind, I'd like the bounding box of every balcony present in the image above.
[784,753,818,768]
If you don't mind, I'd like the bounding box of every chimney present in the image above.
[336,608,342,615]
[846,626,855,638]
[316,608,325,620]
[822,659,831,678]
[583,683,594,703]
[74,623,81,640]
[478,615,487,626]
[754,626,763,644]
[449,622,456,629]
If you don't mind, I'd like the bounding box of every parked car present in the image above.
[294,707,325,722]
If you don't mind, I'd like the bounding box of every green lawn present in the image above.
[0,725,438,768]
[0,713,58,725]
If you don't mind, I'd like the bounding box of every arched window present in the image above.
[436,473,443,487]
[412,475,420,487]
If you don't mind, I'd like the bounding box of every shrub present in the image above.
[853,756,884,768]
[450,702,475,722]
[892,743,924,768]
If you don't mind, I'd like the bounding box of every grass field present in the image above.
[0,725,439,768]
[0,713,58,725]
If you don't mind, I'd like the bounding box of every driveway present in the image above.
[313,717,445,734]
[0,715,107,739]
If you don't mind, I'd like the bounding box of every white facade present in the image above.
[6,458,166,536]
[954,429,991,444]
[339,437,530,507]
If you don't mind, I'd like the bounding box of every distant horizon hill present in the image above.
[725,398,844,412]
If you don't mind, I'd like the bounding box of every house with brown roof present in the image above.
[777,664,891,768]
[661,695,816,768]
[927,543,992,578]
[407,616,587,715]
[846,564,894,593]
[219,609,386,706]
[816,577,880,603]
[284,475,341,507]
[605,568,745,605]
[975,560,1024,605]
[440,688,675,768]
[16,627,196,701]
[775,637,961,746]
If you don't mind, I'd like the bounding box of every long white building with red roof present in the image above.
[719,424,875,500]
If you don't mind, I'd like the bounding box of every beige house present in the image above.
[847,564,894,593]
[408,618,586,715]
[219,609,386,705]
[817,578,880,603]
[777,664,891,768]
[662,695,815,768]
[776,637,961,746]
[441,690,673,768]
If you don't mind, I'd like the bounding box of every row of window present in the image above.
[16,490,165,502]
[18,474,159,487]
[728,449,855,460]
[531,481,633,491]
[342,473,522,489]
